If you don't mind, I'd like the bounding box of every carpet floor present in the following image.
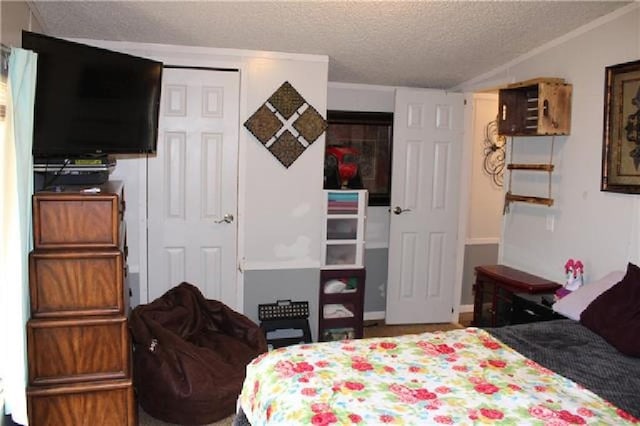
[138,320,465,425]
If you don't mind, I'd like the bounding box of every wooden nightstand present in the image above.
[473,264,561,327]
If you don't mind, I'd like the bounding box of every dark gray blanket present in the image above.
[234,320,640,425]
[487,319,640,418]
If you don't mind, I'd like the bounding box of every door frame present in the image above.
[382,90,487,324]
[454,91,508,320]
[451,92,474,322]
[385,88,465,324]
[327,82,474,322]
[145,65,241,306]
[143,56,247,311]
[137,53,247,311]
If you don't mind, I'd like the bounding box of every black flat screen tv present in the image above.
[22,31,163,158]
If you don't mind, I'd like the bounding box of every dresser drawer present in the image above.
[27,317,130,386]
[27,379,136,426]
[33,182,124,249]
[29,250,125,318]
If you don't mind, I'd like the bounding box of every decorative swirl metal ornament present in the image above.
[482,118,506,187]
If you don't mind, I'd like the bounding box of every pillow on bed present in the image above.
[552,270,625,320]
[580,262,640,357]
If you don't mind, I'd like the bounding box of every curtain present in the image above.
[0,47,37,426]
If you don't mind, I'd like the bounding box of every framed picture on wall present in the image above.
[601,58,640,193]
[325,111,394,206]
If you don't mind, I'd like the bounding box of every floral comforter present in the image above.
[239,328,638,425]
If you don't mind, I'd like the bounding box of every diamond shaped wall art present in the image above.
[244,81,327,168]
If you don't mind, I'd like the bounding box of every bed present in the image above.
[234,264,640,425]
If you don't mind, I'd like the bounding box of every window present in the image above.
[325,111,393,206]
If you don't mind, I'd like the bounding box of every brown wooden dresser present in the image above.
[26,181,137,425]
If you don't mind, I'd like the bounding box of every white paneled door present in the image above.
[147,68,240,309]
[385,88,464,324]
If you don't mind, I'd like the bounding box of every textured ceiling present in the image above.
[28,1,631,89]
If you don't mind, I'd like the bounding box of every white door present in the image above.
[385,88,464,324]
[147,68,240,308]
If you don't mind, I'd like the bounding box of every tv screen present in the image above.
[23,31,163,157]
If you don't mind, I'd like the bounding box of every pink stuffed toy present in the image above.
[564,259,584,291]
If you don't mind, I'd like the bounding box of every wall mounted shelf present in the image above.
[507,164,554,172]
[498,78,572,136]
[504,193,554,207]
[499,78,571,212]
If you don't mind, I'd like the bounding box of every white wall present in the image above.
[242,58,328,269]
[459,5,640,284]
[328,82,395,112]
[467,93,503,243]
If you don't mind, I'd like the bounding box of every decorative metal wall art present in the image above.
[482,118,506,187]
[602,59,640,193]
[244,81,327,168]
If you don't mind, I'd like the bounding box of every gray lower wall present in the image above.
[461,243,499,305]
[363,248,388,314]
[244,269,320,341]
[242,251,387,342]
[128,272,140,309]
[138,244,493,333]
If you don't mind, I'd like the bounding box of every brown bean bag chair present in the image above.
[129,282,267,425]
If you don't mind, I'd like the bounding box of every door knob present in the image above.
[392,206,411,215]
[215,213,234,224]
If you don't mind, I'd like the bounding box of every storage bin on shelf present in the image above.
[321,190,367,269]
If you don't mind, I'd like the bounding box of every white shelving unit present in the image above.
[321,190,368,269]
[319,189,367,341]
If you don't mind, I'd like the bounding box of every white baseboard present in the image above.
[465,238,500,245]
[364,311,385,321]
[364,307,472,321]
[458,304,474,313]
